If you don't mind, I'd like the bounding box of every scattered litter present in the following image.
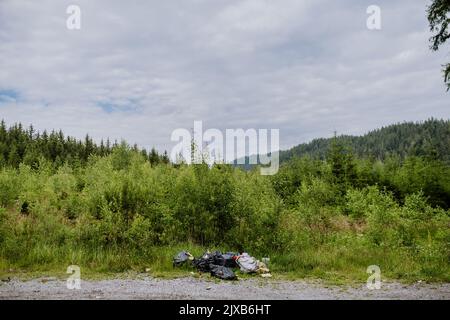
[145,268,151,273]
[173,250,271,280]
[256,261,270,275]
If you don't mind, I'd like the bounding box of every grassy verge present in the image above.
[1,242,448,284]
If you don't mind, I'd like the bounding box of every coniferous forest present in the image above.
[0,119,170,169]
[0,118,449,282]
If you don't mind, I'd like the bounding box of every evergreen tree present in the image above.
[84,134,94,162]
[140,148,148,161]
[7,145,21,168]
[162,150,170,164]
[100,139,106,156]
[149,147,160,167]
[327,133,357,188]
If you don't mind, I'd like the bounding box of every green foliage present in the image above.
[295,178,340,208]
[271,156,328,205]
[428,0,450,90]
[328,136,357,189]
[0,168,20,207]
[0,119,170,169]
[0,120,449,282]
[280,119,450,163]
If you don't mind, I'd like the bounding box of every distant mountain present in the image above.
[235,118,450,168]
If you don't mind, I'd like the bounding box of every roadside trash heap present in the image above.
[173,250,271,280]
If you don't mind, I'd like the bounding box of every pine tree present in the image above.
[328,134,346,182]
[149,147,160,167]
[140,148,148,161]
[161,150,170,164]
[100,139,106,156]
[8,144,21,168]
[327,133,357,188]
[84,134,94,162]
[106,138,111,153]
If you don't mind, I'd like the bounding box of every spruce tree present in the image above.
[149,147,160,167]
[162,150,170,164]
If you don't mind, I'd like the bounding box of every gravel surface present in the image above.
[1,276,449,300]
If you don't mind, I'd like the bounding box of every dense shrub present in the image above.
[0,146,449,281]
[0,168,20,207]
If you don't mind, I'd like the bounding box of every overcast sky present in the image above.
[0,0,448,152]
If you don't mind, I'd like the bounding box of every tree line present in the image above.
[0,119,170,168]
[279,119,450,164]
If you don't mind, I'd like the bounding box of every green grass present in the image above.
[1,242,448,284]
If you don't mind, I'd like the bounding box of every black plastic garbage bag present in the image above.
[173,251,193,267]
[193,251,239,272]
[211,251,238,268]
[193,252,215,272]
[209,264,236,280]
[221,252,238,268]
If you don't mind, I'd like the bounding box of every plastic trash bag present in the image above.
[235,253,271,275]
[193,251,215,272]
[235,252,259,273]
[220,252,239,268]
[211,251,238,268]
[209,264,237,280]
[173,251,194,267]
[193,251,238,272]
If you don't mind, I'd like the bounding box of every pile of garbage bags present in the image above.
[172,250,271,280]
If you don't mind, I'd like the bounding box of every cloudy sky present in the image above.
[0,0,448,153]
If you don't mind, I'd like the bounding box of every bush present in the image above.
[364,187,399,245]
[294,178,340,208]
[0,168,20,207]
[345,188,369,219]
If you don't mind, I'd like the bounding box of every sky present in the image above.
[0,0,449,153]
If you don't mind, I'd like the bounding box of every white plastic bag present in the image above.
[236,252,258,273]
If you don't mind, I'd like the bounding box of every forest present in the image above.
[0,120,170,169]
[0,119,449,282]
[280,119,450,163]
[237,119,450,168]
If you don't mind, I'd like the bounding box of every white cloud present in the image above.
[0,0,448,152]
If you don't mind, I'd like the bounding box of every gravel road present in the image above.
[1,276,449,300]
